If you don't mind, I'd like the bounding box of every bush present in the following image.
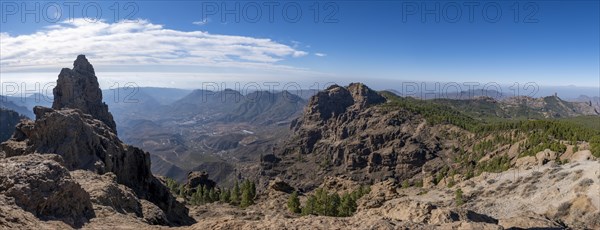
[402,180,410,189]
[414,179,423,188]
[455,189,464,206]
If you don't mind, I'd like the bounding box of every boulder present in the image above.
[535,149,557,165]
[70,170,142,218]
[0,154,94,227]
[269,178,295,193]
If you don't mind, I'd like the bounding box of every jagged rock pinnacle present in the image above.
[73,54,95,75]
[52,55,117,133]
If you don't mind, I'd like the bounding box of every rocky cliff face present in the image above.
[261,83,445,191]
[52,55,117,133]
[0,109,25,143]
[0,55,193,227]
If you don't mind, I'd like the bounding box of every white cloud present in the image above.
[315,53,327,57]
[192,19,209,26]
[0,18,308,73]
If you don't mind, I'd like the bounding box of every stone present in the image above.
[269,178,295,193]
[0,154,94,227]
[498,212,562,229]
[263,83,440,191]
[0,56,193,226]
[52,55,117,133]
[70,170,143,218]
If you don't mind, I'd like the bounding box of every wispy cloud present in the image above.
[0,18,308,73]
[315,53,327,57]
[192,19,209,26]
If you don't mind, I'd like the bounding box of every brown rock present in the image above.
[52,55,117,133]
[0,194,72,229]
[140,199,168,225]
[264,83,440,190]
[0,154,94,227]
[269,178,295,193]
[0,56,193,226]
[498,213,563,229]
[70,170,142,218]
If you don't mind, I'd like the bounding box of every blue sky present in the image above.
[0,1,599,94]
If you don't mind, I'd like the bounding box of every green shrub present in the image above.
[287,191,301,213]
[455,189,464,206]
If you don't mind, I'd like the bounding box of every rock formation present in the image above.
[52,55,117,133]
[262,83,442,190]
[0,55,193,227]
[185,171,216,191]
[0,108,25,143]
[0,154,94,227]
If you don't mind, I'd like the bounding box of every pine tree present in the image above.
[209,188,218,202]
[220,188,230,203]
[178,184,187,199]
[314,188,327,215]
[337,193,356,217]
[191,188,201,205]
[324,193,340,216]
[203,187,211,203]
[230,181,240,205]
[198,185,205,202]
[287,191,301,214]
[301,195,317,216]
[250,181,256,199]
[240,188,253,208]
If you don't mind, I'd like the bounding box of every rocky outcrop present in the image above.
[185,171,216,191]
[0,109,26,143]
[0,154,94,227]
[0,56,193,226]
[262,83,442,190]
[52,55,117,132]
[268,178,294,193]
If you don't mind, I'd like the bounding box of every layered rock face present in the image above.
[0,55,193,227]
[52,55,117,133]
[262,83,442,191]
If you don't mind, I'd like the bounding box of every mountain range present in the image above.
[0,56,599,229]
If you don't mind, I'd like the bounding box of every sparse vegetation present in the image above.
[287,191,301,213]
[300,185,370,217]
[402,180,410,189]
[166,178,257,208]
[455,189,464,206]
[579,178,594,188]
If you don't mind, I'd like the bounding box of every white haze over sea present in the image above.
[1,72,597,100]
